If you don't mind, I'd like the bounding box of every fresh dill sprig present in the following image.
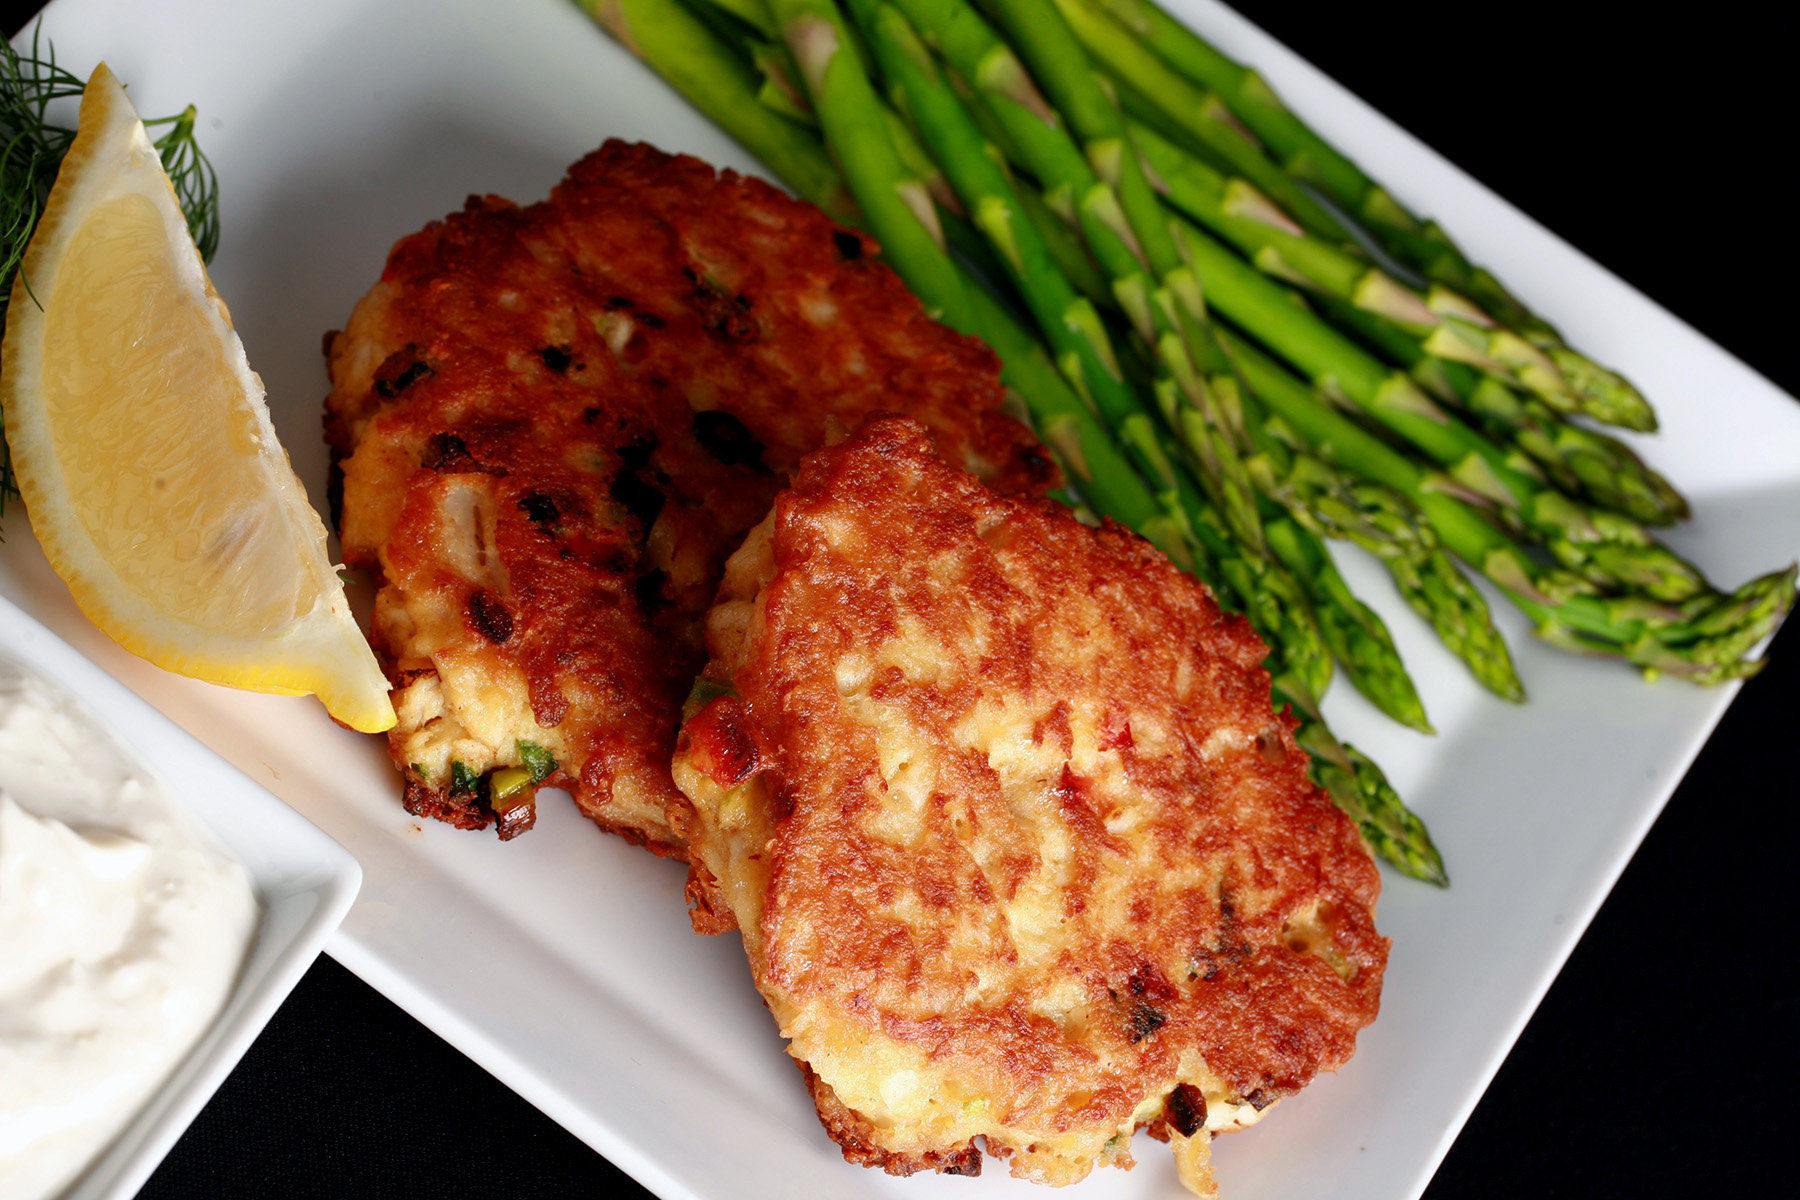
[1,27,222,528]
[147,104,220,263]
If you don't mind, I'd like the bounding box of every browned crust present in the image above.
[324,141,1053,845]
[797,1062,984,1178]
[679,417,1387,1178]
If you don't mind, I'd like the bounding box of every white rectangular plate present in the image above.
[6,1,1798,1198]
[0,592,361,1200]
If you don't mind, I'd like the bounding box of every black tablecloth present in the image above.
[8,1,1795,1196]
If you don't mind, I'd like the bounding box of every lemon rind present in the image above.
[0,64,394,734]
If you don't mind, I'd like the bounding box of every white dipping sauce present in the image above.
[0,662,259,1200]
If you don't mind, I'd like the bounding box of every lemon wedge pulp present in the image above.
[0,64,395,733]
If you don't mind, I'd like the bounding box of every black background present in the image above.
[7,1,1796,1197]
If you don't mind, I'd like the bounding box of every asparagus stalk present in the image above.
[1196,365,1491,714]
[1177,487,1442,883]
[759,0,989,333]
[588,0,857,222]
[675,0,808,119]
[1224,330,1796,682]
[692,0,779,36]
[1007,170,1114,307]
[1076,0,1371,217]
[1278,675,1446,886]
[683,0,1048,301]
[1242,387,1525,701]
[1125,118,1647,433]
[873,0,1469,718]
[1043,0,1356,245]
[1267,515,1432,732]
[1065,0,1657,432]
[852,0,1182,507]
[966,288,1195,562]
[1319,294,1687,525]
[978,144,1516,699]
[1162,210,1719,601]
[1066,196,1514,702]
[1356,219,1658,434]
[896,0,1267,553]
[1179,473,1446,878]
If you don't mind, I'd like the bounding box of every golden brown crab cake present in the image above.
[324,141,1054,846]
[671,417,1387,1192]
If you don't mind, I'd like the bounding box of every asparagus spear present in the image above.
[1007,169,1114,307]
[1074,0,1371,217]
[895,0,1267,553]
[776,0,1002,328]
[969,287,1201,566]
[1279,676,1446,886]
[691,0,779,36]
[587,0,857,223]
[875,0,1428,725]
[1241,384,1525,702]
[685,0,1055,302]
[1223,330,1796,683]
[852,0,1181,504]
[1319,294,1687,526]
[1202,363,1499,714]
[1267,515,1432,732]
[1125,118,1647,433]
[985,157,1516,702]
[1041,0,1357,247]
[1064,0,1657,432]
[1162,210,1717,601]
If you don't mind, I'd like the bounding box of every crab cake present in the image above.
[324,141,1054,847]
[671,417,1388,1193]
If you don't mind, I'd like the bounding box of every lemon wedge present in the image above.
[0,64,395,733]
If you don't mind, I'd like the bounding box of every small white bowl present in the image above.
[0,592,362,1200]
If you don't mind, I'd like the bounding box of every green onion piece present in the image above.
[516,740,557,783]
[489,766,533,807]
[449,761,480,796]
